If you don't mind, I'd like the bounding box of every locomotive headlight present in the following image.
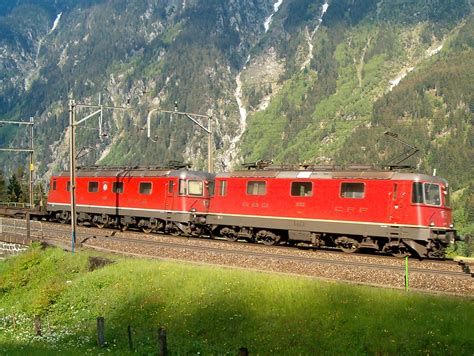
[449,223,454,228]
[190,208,196,213]
[430,222,435,227]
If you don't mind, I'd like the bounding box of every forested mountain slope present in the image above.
[0,0,472,234]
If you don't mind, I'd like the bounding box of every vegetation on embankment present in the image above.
[1,245,473,355]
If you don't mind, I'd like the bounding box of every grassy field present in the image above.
[1,245,473,355]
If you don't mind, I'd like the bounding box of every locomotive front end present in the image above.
[411,178,457,257]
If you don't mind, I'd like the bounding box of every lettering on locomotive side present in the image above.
[335,207,369,213]
[242,202,269,208]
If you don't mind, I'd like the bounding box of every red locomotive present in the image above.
[47,166,214,235]
[46,164,456,258]
[207,165,455,258]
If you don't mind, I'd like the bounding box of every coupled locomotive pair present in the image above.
[46,165,456,258]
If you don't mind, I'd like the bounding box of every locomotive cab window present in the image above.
[112,182,124,194]
[88,181,99,193]
[188,180,204,196]
[66,181,71,192]
[207,181,215,197]
[247,181,266,196]
[179,179,187,195]
[412,182,424,204]
[52,180,57,191]
[424,183,441,206]
[168,181,174,193]
[291,182,313,197]
[341,182,365,199]
[139,182,152,195]
[412,182,441,206]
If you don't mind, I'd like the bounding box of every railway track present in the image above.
[1,218,473,296]
[3,218,471,273]
[80,234,468,279]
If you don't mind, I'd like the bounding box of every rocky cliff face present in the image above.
[0,0,275,177]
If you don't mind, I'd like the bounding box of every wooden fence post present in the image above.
[34,316,42,336]
[26,212,31,241]
[97,317,105,347]
[128,325,133,351]
[158,326,167,356]
[239,347,249,356]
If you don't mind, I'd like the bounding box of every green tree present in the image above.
[7,173,22,202]
[0,171,7,201]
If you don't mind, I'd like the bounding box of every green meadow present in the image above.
[1,245,473,355]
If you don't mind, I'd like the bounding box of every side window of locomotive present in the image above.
[340,182,365,199]
[52,180,57,191]
[112,182,124,194]
[424,183,441,206]
[168,181,174,193]
[412,182,424,204]
[392,184,398,200]
[66,181,71,192]
[291,182,313,197]
[247,181,266,196]
[139,182,152,195]
[219,180,227,196]
[179,179,187,195]
[88,181,99,193]
[207,181,215,196]
[188,180,204,196]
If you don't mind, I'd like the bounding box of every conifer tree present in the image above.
[0,171,7,202]
[7,174,22,203]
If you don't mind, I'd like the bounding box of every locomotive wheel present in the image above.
[94,221,106,229]
[391,247,412,258]
[93,215,108,229]
[335,236,359,253]
[256,230,280,246]
[221,227,239,242]
[141,226,153,234]
[58,211,70,224]
[120,224,129,232]
[226,235,239,242]
[167,223,181,236]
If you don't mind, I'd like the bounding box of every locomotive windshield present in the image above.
[412,182,441,206]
